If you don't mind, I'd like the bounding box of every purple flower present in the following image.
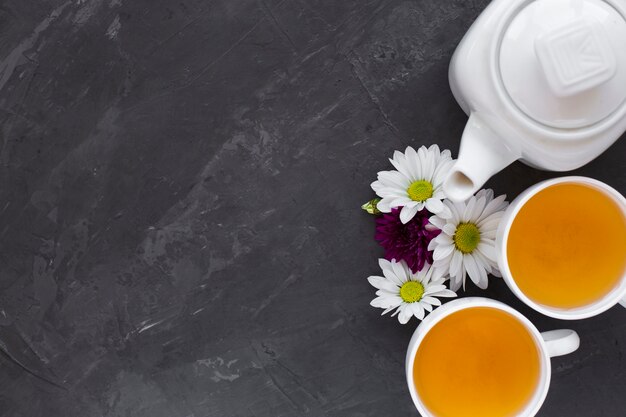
[375,208,441,273]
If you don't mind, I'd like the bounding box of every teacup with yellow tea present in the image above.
[498,177,626,319]
[406,298,580,417]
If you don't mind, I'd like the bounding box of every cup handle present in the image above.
[619,295,626,308]
[541,329,580,358]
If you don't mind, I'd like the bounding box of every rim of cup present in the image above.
[405,297,552,417]
[496,176,626,320]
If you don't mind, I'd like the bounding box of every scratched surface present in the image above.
[0,0,625,416]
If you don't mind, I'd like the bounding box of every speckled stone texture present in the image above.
[0,1,624,416]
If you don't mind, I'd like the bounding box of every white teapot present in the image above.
[443,0,626,202]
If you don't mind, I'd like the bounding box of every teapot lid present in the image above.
[499,0,626,129]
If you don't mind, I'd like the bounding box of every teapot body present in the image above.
[447,0,626,194]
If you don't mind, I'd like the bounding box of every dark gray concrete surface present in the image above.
[0,1,624,416]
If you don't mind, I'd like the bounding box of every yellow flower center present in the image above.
[400,281,425,303]
[454,222,481,254]
[407,180,433,202]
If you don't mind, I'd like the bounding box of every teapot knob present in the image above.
[535,19,617,97]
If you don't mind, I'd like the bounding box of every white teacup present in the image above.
[406,297,579,417]
[496,176,626,320]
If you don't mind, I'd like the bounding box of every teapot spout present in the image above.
[443,113,520,202]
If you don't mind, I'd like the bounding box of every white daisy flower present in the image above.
[428,189,509,291]
[368,259,456,324]
[371,145,455,224]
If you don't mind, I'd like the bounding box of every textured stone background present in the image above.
[0,1,625,416]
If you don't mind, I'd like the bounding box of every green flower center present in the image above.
[400,281,425,303]
[453,222,481,254]
[407,180,433,202]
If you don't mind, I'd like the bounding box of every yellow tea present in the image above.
[507,183,626,308]
[413,307,540,417]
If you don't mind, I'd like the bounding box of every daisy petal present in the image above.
[388,197,413,208]
[425,198,445,215]
[376,289,399,298]
[404,146,421,180]
[400,204,420,224]
[438,204,452,219]
[433,243,454,261]
[463,196,477,222]
[449,276,462,292]
[411,303,425,321]
[460,264,467,291]
[445,200,461,223]
[480,238,496,247]
[429,278,447,286]
[429,215,447,230]
[432,258,448,270]
[477,213,504,231]
[478,268,489,289]
[423,150,435,182]
[376,198,393,213]
[437,233,453,246]
[424,285,447,294]
[428,144,441,155]
[421,296,442,306]
[378,170,411,190]
[371,181,406,197]
[398,305,413,324]
[434,289,457,298]
[473,196,487,220]
[432,159,455,186]
[479,194,508,221]
[476,189,493,200]
[429,266,446,281]
[391,260,410,283]
[370,295,401,309]
[381,306,398,316]
[367,276,398,292]
[378,258,393,273]
[428,237,439,251]
[450,250,463,277]
[389,153,411,179]
[477,242,498,262]
[442,223,456,236]
[382,268,403,286]
[464,254,487,289]
[472,250,494,274]
[481,228,498,240]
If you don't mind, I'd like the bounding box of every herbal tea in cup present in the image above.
[405,298,579,417]
[497,177,626,319]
